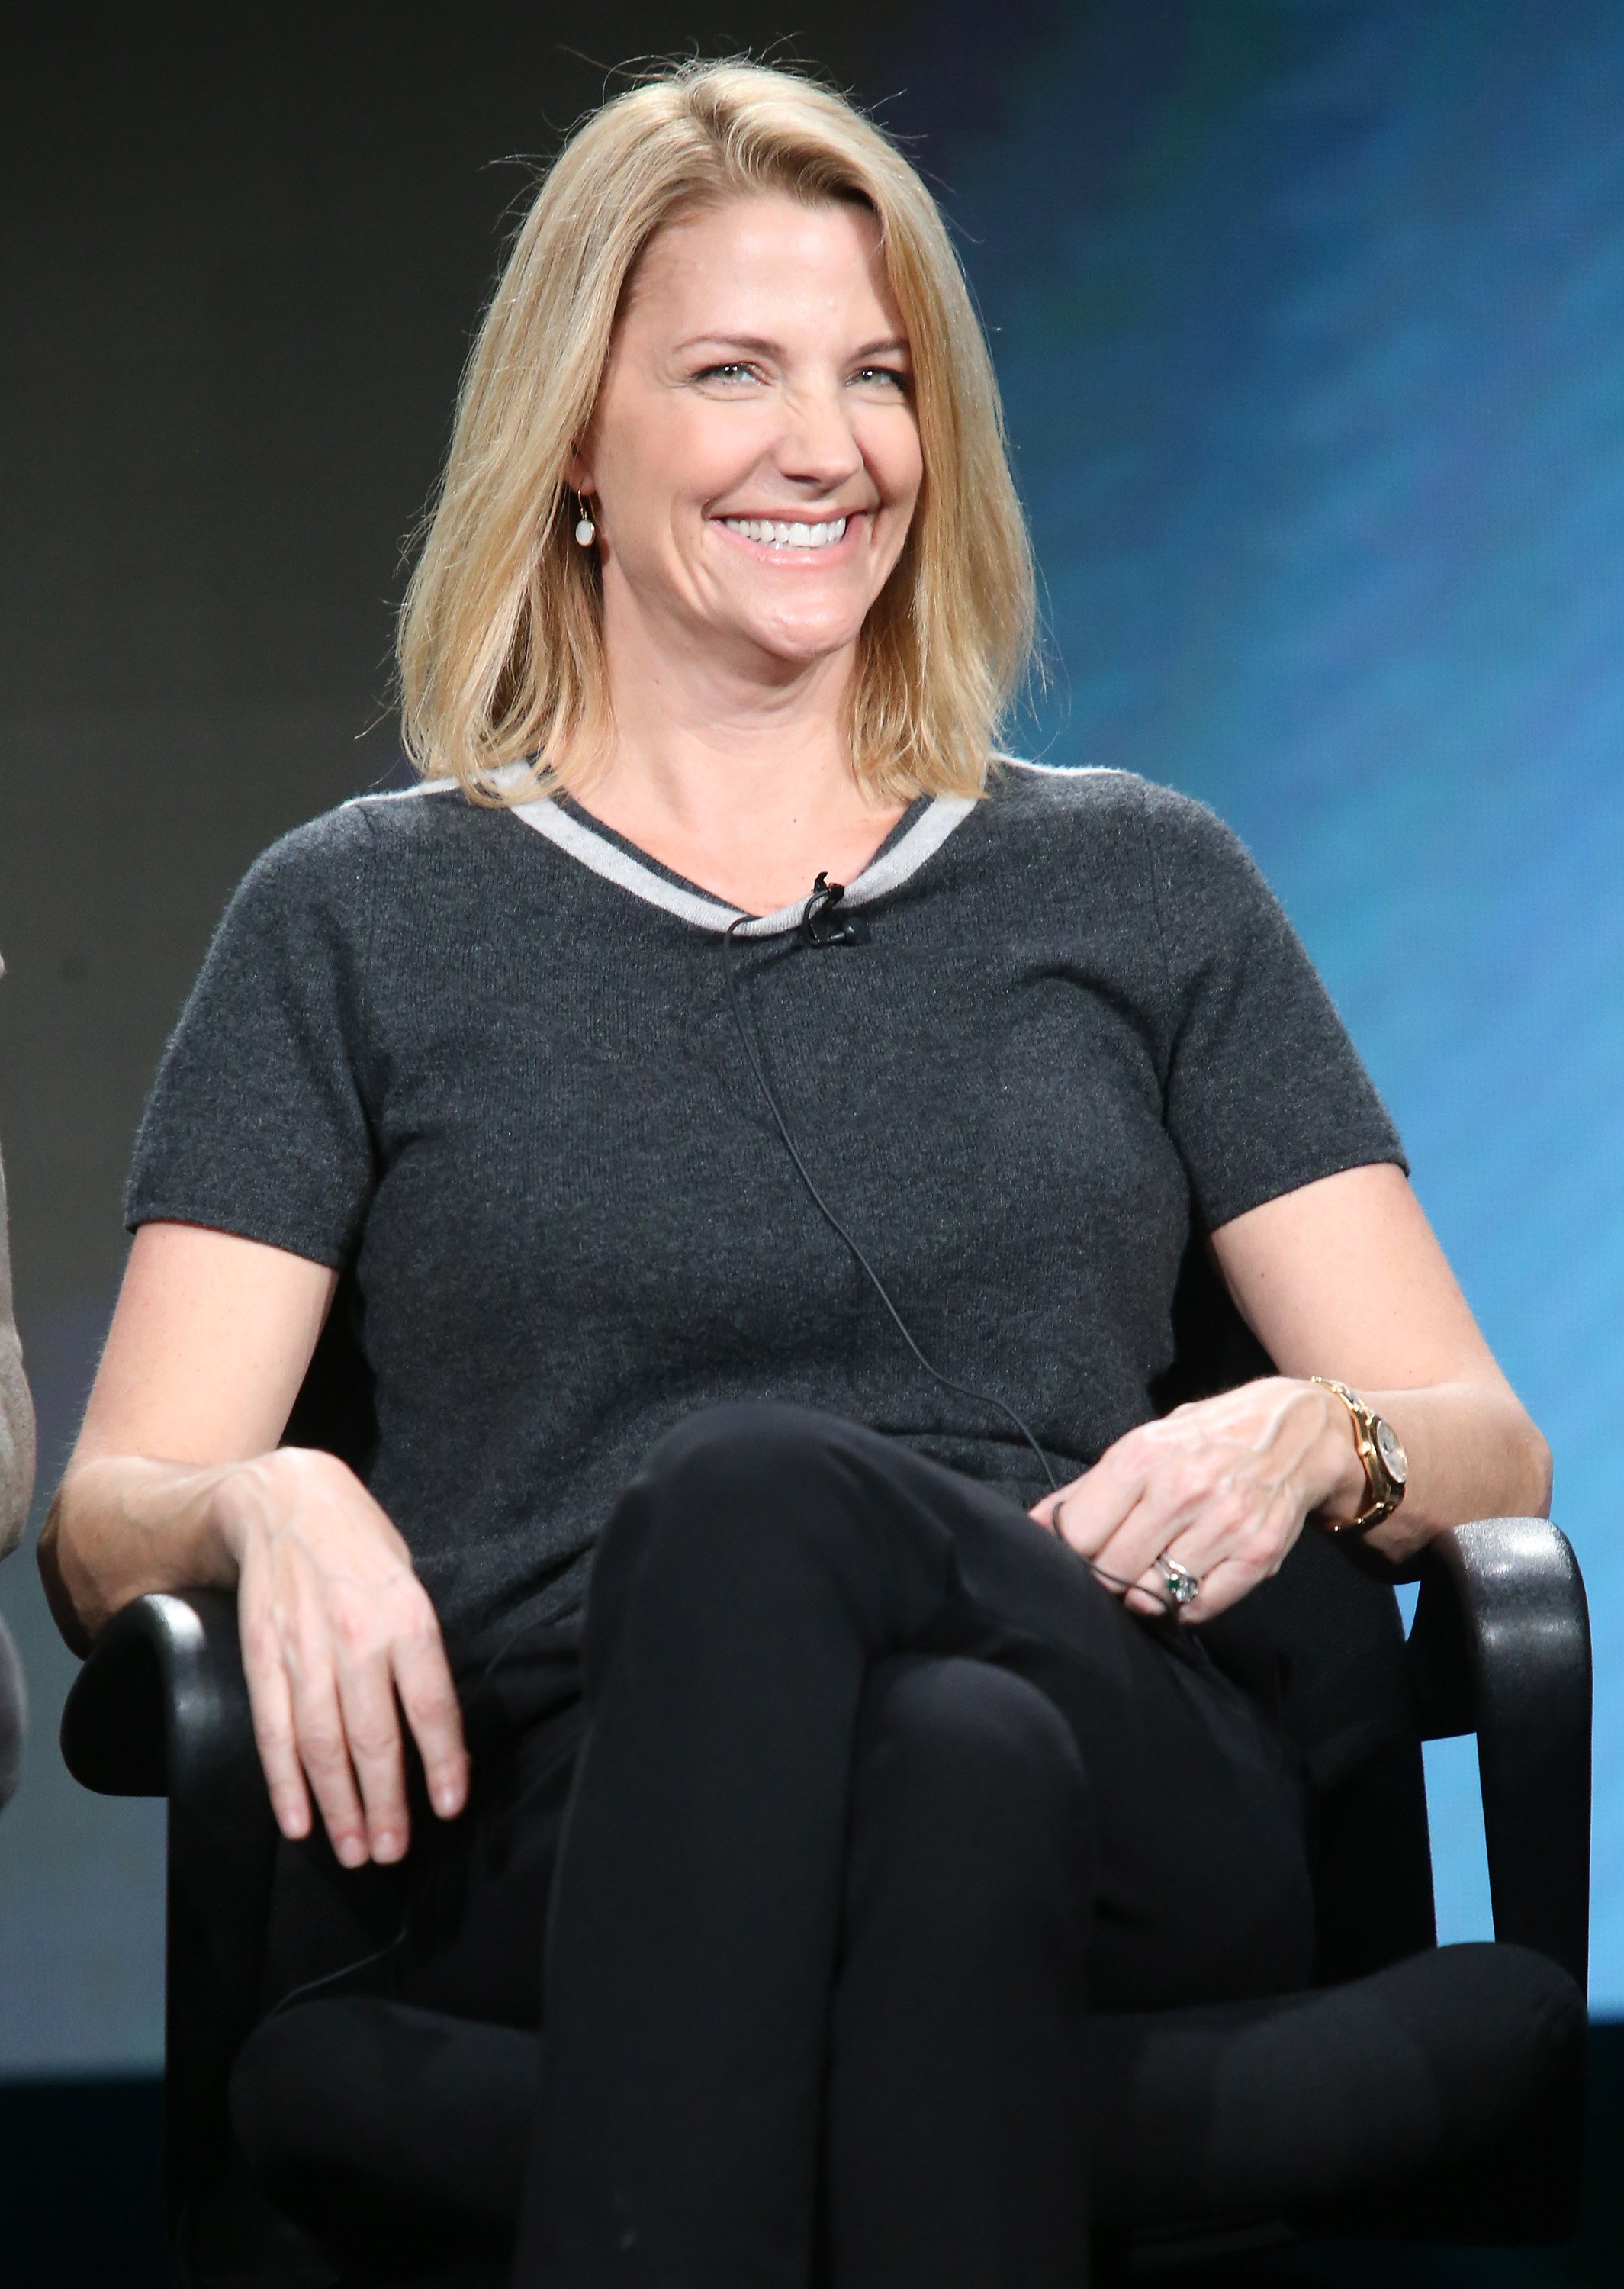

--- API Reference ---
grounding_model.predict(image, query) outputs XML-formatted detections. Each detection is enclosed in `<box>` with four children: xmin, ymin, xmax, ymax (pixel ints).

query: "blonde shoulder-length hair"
<box><xmin>397</xmin><ymin>60</ymin><xmax>1035</xmax><ymax>805</ymax></box>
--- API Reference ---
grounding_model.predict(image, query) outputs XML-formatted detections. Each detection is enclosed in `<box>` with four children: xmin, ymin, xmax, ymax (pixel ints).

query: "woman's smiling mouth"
<box><xmin>717</xmin><ymin>513</ymin><xmax>853</xmax><ymax>550</ymax></box>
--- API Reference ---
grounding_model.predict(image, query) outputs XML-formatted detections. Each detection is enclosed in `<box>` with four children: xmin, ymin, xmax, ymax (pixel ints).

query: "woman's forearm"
<box><xmin>1208</xmin><ymin>1167</ymin><xmax>1552</xmax><ymax>1565</ymax></box>
<box><xmin>37</xmin><ymin>1224</ymin><xmax>341</xmax><ymax>1650</ymax></box>
<box><xmin>37</xmin><ymin>1454</ymin><xmax>245</xmax><ymax>1656</ymax></box>
<box><xmin>1328</xmin><ymin>1378</ymin><xmax>1552</xmax><ymax>1562</ymax></box>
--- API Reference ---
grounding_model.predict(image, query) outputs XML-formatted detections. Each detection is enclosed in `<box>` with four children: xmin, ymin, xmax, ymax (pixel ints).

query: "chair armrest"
<box><xmin>1407</xmin><ymin>1519</ymin><xmax>1591</xmax><ymax>1989</ymax></box>
<box><xmin>60</xmin><ymin>1590</ymin><xmax>279</xmax><ymax>2247</ymax></box>
<box><xmin>61</xmin><ymin>1587</ymin><xmax>258</xmax><ymax>1798</ymax></box>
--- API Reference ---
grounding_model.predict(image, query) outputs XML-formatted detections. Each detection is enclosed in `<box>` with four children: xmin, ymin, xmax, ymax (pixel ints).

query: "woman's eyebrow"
<box><xmin>674</xmin><ymin>333</ymin><xmax>783</xmax><ymax>358</ymax></box>
<box><xmin>672</xmin><ymin>333</ymin><xmax>912</xmax><ymax>361</ymax></box>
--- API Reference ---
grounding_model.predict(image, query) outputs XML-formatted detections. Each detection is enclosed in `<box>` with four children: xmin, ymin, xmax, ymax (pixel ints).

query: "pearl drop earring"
<box><xmin>574</xmin><ymin>504</ymin><xmax>597</xmax><ymax>546</ymax></box>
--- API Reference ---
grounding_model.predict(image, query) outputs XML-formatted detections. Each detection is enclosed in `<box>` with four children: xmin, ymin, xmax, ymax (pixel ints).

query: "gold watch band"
<box><xmin>1310</xmin><ymin>1376</ymin><xmax>1405</xmax><ymax>1534</ymax></box>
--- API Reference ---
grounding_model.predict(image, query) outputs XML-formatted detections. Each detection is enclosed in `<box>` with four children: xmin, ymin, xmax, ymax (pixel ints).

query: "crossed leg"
<box><xmin>519</xmin><ymin>1402</ymin><xmax>1312</xmax><ymax>2288</ymax></box>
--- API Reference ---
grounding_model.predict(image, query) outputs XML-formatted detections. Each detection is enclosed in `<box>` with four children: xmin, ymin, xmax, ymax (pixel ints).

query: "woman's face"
<box><xmin>571</xmin><ymin>192</ymin><xmax>924</xmax><ymax>677</ymax></box>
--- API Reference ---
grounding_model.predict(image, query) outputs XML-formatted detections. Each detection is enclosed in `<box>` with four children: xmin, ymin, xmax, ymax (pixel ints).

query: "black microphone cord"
<box><xmin>727</xmin><ymin>884</ymin><xmax>1157</xmax><ymax>1602</ymax></box>
<box><xmin>722</xmin><ymin>893</ymin><xmax>1156</xmax><ymax>1606</ymax></box>
<box><xmin>724</xmin><ymin>907</ymin><xmax>1063</xmax><ymax>1489</ymax></box>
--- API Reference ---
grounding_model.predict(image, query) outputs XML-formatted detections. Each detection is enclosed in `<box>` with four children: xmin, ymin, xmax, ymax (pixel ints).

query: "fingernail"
<box><xmin>336</xmin><ymin>1835</ymin><xmax>367</xmax><ymax>1869</ymax></box>
<box><xmin>433</xmin><ymin>1782</ymin><xmax>463</xmax><ymax>1817</ymax></box>
<box><xmin>373</xmin><ymin>1830</ymin><xmax>404</xmax><ymax>1862</ymax></box>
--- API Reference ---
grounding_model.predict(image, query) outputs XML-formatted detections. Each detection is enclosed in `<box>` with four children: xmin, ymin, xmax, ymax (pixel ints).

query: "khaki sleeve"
<box><xmin>0</xmin><ymin>1144</ymin><xmax>37</xmax><ymax>1557</ymax></box>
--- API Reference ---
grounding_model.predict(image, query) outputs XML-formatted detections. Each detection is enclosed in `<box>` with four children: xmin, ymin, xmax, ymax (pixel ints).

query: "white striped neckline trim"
<box><xmin>506</xmin><ymin>790</ymin><xmax>977</xmax><ymax>937</ymax></box>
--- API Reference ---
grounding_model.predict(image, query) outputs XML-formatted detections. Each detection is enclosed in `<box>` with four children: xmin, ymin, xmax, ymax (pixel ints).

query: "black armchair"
<box><xmin>61</xmin><ymin>1516</ymin><xmax>1591</xmax><ymax>2287</ymax></box>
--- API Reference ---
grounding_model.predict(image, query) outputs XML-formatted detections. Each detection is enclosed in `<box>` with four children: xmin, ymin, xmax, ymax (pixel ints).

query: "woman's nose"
<box><xmin>773</xmin><ymin>384</ymin><xmax>863</xmax><ymax>488</ymax></box>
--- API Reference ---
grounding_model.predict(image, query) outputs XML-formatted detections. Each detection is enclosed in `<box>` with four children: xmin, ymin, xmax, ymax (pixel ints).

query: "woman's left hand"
<box><xmin>1028</xmin><ymin>1376</ymin><xmax>1363</xmax><ymax>1623</ymax></box>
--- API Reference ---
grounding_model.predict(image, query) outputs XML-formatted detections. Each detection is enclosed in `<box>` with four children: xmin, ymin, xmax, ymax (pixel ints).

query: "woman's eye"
<box><xmin>852</xmin><ymin>366</ymin><xmax>910</xmax><ymax>393</ymax></box>
<box><xmin>696</xmin><ymin>362</ymin><xmax>757</xmax><ymax>385</ymax></box>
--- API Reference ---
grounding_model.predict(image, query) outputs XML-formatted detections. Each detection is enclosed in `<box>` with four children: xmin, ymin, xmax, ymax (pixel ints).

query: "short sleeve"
<box><xmin>1140</xmin><ymin>782</ymin><xmax>1406</xmax><ymax>1230</ymax></box>
<box><xmin>124</xmin><ymin>805</ymin><xmax>378</xmax><ymax>1267</ymax></box>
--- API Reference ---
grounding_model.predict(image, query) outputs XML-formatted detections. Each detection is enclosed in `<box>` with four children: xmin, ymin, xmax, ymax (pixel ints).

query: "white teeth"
<box><xmin>721</xmin><ymin>515</ymin><xmax>848</xmax><ymax>549</ymax></box>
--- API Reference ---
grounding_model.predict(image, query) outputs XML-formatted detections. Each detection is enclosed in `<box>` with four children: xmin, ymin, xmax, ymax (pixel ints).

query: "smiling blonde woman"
<box><xmin>43</xmin><ymin>58</ymin><xmax>1548</xmax><ymax>2289</ymax></box>
<box><xmin>398</xmin><ymin>63</ymin><xmax>1031</xmax><ymax>804</ymax></box>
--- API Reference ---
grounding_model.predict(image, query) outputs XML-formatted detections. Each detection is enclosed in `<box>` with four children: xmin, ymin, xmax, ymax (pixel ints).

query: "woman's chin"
<box><xmin>716</xmin><ymin>599</ymin><xmax>872</xmax><ymax>674</ymax></box>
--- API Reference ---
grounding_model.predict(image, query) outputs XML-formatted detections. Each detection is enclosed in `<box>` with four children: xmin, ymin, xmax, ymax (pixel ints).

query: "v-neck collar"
<box><xmin>506</xmin><ymin>785</ymin><xmax>977</xmax><ymax>938</ymax></box>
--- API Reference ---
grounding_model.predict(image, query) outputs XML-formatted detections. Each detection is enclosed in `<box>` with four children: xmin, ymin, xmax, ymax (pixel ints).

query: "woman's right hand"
<box><xmin>39</xmin><ymin>1225</ymin><xmax>470</xmax><ymax>1867</ymax></box>
<box><xmin>217</xmin><ymin>1446</ymin><xmax>468</xmax><ymax>1866</ymax></box>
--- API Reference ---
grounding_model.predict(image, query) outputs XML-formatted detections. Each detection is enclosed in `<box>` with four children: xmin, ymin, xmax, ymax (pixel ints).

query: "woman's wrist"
<box><xmin>206</xmin><ymin>1457</ymin><xmax>265</xmax><ymax>1576</ymax></box>
<box><xmin>1301</xmin><ymin>1378</ymin><xmax>1371</xmax><ymax>1528</ymax></box>
<box><xmin>37</xmin><ymin>1451</ymin><xmax>246</xmax><ymax>1650</ymax></box>
<box><xmin>210</xmin><ymin>1447</ymin><xmax>338</xmax><ymax>1570</ymax></box>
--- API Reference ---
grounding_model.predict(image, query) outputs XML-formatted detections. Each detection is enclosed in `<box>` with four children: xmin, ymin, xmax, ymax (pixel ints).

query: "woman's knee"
<box><xmin>585</xmin><ymin>1403</ymin><xmax>930</xmax><ymax>1676</ymax></box>
<box><xmin>849</xmin><ymin>1658</ymin><xmax>1095</xmax><ymax>1924</ymax></box>
<box><xmin>637</xmin><ymin>1401</ymin><xmax>874</xmax><ymax>1512</ymax></box>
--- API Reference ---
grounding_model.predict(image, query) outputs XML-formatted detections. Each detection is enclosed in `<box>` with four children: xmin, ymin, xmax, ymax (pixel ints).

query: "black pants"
<box><xmin>248</xmin><ymin>1404</ymin><xmax>1314</xmax><ymax>2289</ymax></box>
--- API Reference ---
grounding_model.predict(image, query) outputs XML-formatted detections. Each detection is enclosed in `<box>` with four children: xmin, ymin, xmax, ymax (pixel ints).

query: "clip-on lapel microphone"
<box><xmin>799</xmin><ymin>871</ymin><xmax>869</xmax><ymax>947</ymax></box>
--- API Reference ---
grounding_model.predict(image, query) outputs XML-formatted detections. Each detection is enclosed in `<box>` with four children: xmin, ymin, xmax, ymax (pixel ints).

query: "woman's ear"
<box><xmin>564</xmin><ymin>440</ymin><xmax>595</xmax><ymax>495</ymax></box>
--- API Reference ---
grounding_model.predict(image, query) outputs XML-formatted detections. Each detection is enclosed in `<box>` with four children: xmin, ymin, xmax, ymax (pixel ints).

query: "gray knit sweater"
<box><xmin>127</xmin><ymin>763</ymin><xmax>1402</xmax><ymax>1665</ymax></box>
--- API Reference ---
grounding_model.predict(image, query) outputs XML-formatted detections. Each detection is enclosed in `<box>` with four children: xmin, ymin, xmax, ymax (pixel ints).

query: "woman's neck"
<box><xmin>571</xmin><ymin>602</ymin><xmax>908</xmax><ymax>915</ymax></box>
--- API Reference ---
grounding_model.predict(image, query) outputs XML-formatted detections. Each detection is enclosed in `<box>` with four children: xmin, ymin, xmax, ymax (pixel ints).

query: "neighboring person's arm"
<box><xmin>1033</xmin><ymin>1162</ymin><xmax>1552</xmax><ymax>1619</ymax></box>
<box><xmin>0</xmin><ymin>1141</ymin><xmax>36</xmax><ymax>1557</ymax></box>
<box><xmin>38</xmin><ymin>1220</ymin><xmax>468</xmax><ymax>1869</ymax></box>
<box><xmin>0</xmin><ymin>1137</ymin><xmax>34</xmax><ymax>1808</ymax></box>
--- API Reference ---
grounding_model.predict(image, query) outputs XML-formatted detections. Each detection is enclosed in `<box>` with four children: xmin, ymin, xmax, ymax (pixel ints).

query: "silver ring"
<box><xmin>1157</xmin><ymin>1552</ymin><xmax>1202</xmax><ymax>1608</ymax></box>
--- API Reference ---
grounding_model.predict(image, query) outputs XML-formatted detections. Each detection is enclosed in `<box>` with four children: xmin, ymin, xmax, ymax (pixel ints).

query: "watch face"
<box><xmin>1375</xmin><ymin>1417</ymin><xmax>1409</xmax><ymax>1485</ymax></box>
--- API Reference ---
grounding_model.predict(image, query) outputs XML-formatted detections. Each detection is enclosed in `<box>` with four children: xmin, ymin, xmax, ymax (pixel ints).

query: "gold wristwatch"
<box><xmin>1310</xmin><ymin>1376</ymin><xmax>1409</xmax><ymax>1534</ymax></box>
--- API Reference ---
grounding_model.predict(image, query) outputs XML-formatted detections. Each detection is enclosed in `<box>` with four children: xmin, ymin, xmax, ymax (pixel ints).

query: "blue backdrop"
<box><xmin>937</xmin><ymin>0</ymin><xmax>1624</xmax><ymax>1995</ymax></box>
